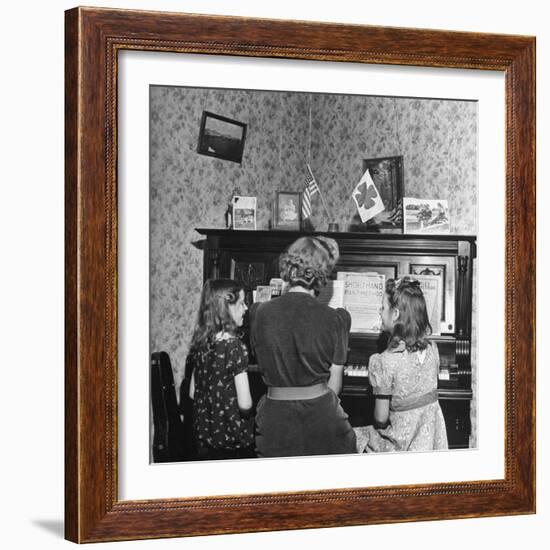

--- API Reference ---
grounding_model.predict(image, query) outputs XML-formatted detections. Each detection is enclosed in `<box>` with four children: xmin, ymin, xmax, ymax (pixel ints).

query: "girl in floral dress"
<box><xmin>355</xmin><ymin>277</ymin><xmax>448</xmax><ymax>453</ymax></box>
<box><xmin>185</xmin><ymin>279</ymin><xmax>254</xmax><ymax>460</ymax></box>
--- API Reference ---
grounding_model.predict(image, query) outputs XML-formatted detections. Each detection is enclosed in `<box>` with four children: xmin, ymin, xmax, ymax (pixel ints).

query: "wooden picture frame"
<box><xmin>65</xmin><ymin>7</ymin><xmax>535</xmax><ymax>543</ymax></box>
<box><xmin>274</xmin><ymin>190</ymin><xmax>302</xmax><ymax>230</ymax></box>
<box><xmin>197</xmin><ymin>110</ymin><xmax>247</xmax><ymax>163</ymax></box>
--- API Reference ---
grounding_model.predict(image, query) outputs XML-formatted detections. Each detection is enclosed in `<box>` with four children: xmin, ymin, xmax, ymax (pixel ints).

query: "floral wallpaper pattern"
<box><xmin>307</xmin><ymin>95</ymin><xmax>477</xmax><ymax>233</ymax></box>
<box><xmin>150</xmin><ymin>85</ymin><xmax>478</xmax><ymax>445</ymax></box>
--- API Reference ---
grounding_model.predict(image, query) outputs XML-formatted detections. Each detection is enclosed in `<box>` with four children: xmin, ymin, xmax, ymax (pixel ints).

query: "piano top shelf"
<box><xmin>196</xmin><ymin>228</ymin><xmax>477</xmax><ymax>258</ymax></box>
<box><xmin>196</xmin><ymin>227</ymin><xmax>477</xmax><ymax>243</ymax></box>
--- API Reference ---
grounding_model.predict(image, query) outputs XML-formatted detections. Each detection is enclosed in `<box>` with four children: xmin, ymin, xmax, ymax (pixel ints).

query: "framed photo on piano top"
<box><xmin>65</xmin><ymin>7</ymin><xmax>535</xmax><ymax>543</ymax></box>
<box><xmin>274</xmin><ymin>190</ymin><xmax>302</xmax><ymax>230</ymax></box>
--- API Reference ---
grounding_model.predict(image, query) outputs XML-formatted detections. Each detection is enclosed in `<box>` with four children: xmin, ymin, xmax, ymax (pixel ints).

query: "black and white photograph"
<box><xmin>5</xmin><ymin>1</ymin><xmax>542</xmax><ymax>548</ymax></box>
<box><xmin>274</xmin><ymin>190</ymin><xmax>302</xmax><ymax>229</ymax></box>
<box><xmin>403</xmin><ymin>197</ymin><xmax>451</xmax><ymax>234</ymax></box>
<box><xmin>232</xmin><ymin>195</ymin><xmax>257</xmax><ymax>230</ymax></box>
<box><xmin>1</xmin><ymin>0</ymin><xmax>544</xmax><ymax>546</ymax></box>
<box><xmin>150</xmin><ymin>84</ymin><xmax>478</xmax><ymax>463</ymax></box>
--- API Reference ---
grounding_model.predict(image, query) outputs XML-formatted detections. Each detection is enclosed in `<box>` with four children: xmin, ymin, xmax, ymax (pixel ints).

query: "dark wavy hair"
<box><xmin>190</xmin><ymin>279</ymin><xmax>244</xmax><ymax>349</ymax></box>
<box><xmin>385</xmin><ymin>276</ymin><xmax>432</xmax><ymax>352</ymax></box>
<box><xmin>278</xmin><ymin>236</ymin><xmax>339</xmax><ymax>295</ymax></box>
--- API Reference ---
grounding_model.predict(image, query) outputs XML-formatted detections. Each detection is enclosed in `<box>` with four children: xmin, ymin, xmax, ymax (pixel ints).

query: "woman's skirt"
<box><xmin>255</xmin><ymin>390</ymin><xmax>357</xmax><ymax>458</ymax></box>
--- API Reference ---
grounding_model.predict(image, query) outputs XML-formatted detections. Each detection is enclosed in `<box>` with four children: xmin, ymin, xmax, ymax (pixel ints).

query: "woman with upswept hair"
<box><xmin>249</xmin><ymin>236</ymin><xmax>356</xmax><ymax>458</ymax></box>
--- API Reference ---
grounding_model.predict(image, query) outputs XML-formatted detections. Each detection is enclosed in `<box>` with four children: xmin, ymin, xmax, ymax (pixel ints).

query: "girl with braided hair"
<box><xmin>249</xmin><ymin>236</ymin><xmax>356</xmax><ymax>457</ymax></box>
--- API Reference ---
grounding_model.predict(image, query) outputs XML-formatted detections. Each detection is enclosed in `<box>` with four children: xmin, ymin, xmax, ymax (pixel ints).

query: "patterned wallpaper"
<box><xmin>150</xmin><ymin>85</ymin><xmax>478</xmax><ymax>444</ymax></box>
<box><xmin>150</xmin><ymin>86</ymin><xmax>310</xmax><ymax>383</ymax></box>
<box><xmin>307</xmin><ymin>94</ymin><xmax>477</xmax><ymax>233</ymax></box>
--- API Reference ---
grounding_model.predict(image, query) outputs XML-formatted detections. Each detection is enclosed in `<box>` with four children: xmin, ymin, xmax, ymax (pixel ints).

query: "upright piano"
<box><xmin>196</xmin><ymin>228</ymin><xmax>476</xmax><ymax>449</ymax></box>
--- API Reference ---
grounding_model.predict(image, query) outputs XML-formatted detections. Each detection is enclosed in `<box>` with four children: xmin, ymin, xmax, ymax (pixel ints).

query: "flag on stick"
<box><xmin>302</xmin><ymin>170</ymin><xmax>320</xmax><ymax>220</ymax></box>
<box><xmin>302</xmin><ymin>164</ymin><xmax>332</xmax><ymax>222</ymax></box>
<box><xmin>352</xmin><ymin>168</ymin><xmax>385</xmax><ymax>223</ymax></box>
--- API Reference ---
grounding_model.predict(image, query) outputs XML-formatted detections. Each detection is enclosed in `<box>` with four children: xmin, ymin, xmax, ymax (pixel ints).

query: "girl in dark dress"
<box><xmin>249</xmin><ymin>236</ymin><xmax>356</xmax><ymax>457</ymax></box>
<box><xmin>185</xmin><ymin>279</ymin><xmax>254</xmax><ymax>460</ymax></box>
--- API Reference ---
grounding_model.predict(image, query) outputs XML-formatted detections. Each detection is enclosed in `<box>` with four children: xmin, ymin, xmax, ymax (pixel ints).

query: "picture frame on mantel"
<box><xmin>274</xmin><ymin>190</ymin><xmax>302</xmax><ymax>230</ymax></box>
<box><xmin>357</xmin><ymin>155</ymin><xmax>404</xmax><ymax>232</ymax></box>
<box><xmin>65</xmin><ymin>7</ymin><xmax>535</xmax><ymax>543</ymax></box>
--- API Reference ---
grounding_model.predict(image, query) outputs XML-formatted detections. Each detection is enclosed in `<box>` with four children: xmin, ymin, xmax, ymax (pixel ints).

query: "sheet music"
<box><xmin>337</xmin><ymin>272</ymin><xmax>385</xmax><ymax>332</ymax></box>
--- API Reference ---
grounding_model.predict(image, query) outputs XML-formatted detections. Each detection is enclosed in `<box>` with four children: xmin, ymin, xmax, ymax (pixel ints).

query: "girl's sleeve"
<box><xmin>332</xmin><ymin>308</ymin><xmax>352</xmax><ymax>364</ymax></box>
<box><xmin>227</xmin><ymin>340</ymin><xmax>249</xmax><ymax>377</ymax></box>
<box><xmin>368</xmin><ymin>354</ymin><xmax>393</xmax><ymax>396</ymax></box>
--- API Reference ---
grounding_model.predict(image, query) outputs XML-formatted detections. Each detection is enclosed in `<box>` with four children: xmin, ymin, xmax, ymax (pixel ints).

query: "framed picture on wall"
<box><xmin>65</xmin><ymin>7</ymin><xmax>535</xmax><ymax>543</ymax></box>
<box><xmin>197</xmin><ymin>110</ymin><xmax>247</xmax><ymax>163</ymax></box>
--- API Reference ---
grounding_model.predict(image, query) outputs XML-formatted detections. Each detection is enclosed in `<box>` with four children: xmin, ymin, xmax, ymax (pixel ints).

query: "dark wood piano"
<box><xmin>196</xmin><ymin>228</ymin><xmax>476</xmax><ymax>449</ymax></box>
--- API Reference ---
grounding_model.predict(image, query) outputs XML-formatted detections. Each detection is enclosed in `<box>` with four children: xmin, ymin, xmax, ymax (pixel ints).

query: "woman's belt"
<box><xmin>267</xmin><ymin>382</ymin><xmax>329</xmax><ymax>400</ymax></box>
<box><xmin>390</xmin><ymin>390</ymin><xmax>438</xmax><ymax>412</ymax></box>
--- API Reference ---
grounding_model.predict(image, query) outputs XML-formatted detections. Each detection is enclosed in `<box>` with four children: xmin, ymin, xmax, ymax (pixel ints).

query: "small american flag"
<box><xmin>302</xmin><ymin>173</ymin><xmax>320</xmax><ymax>219</ymax></box>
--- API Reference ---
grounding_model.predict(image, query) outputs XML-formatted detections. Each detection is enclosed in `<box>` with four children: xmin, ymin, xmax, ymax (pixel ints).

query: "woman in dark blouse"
<box><xmin>249</xmin><ymin>236</ymin><xmax>356</xmax><ymax>457</ymax></box>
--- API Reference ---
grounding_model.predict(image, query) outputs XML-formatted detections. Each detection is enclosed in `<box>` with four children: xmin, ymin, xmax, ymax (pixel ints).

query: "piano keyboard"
<box><xmin>345</xmin><ymin>364</ymin><xmax>468</xmax><ymax>381</ymax></box>
<box><xmin>344</xmin><ymin>365</ymin><xmax>369</xmax><ymax>377</ymax></box>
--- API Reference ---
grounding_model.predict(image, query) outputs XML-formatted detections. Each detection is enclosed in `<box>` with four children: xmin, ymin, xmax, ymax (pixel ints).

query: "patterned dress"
<box><xmin>355</xmin><ymin>341</ymin><xmax>448</xmax><ymax>453</ymax></box>
<box><xmin>187</xmin><ymin>335</ymin><xmax>254</xmax><ymax>452</ymax></box>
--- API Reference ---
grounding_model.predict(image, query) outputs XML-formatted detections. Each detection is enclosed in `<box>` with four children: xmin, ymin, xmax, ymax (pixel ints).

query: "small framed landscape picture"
<box><xmin>197</xmin><ymin>111</ymin><xmax>247</xmax><ymax>163</ymax></box>
<box><xmin>403</xmin><ymin>197</ymin><xmax>451</xmax><ymax>234</ymax></box>
<box><xmin>232</xmin><ymin>196</ymin><xmax>257</xmax><ymax>230</ymax></box>
<box><xmin>274</xmin><ymin>191</ymin><xmax>302</xmax><ymax>230</ymax></box>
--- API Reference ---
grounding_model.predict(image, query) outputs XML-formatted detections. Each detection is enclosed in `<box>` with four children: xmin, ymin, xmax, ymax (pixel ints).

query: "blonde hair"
<box><xmin>278</xmin><ymin>236</ymin><xmax>339</xmax><ymax>294</ymax></box>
